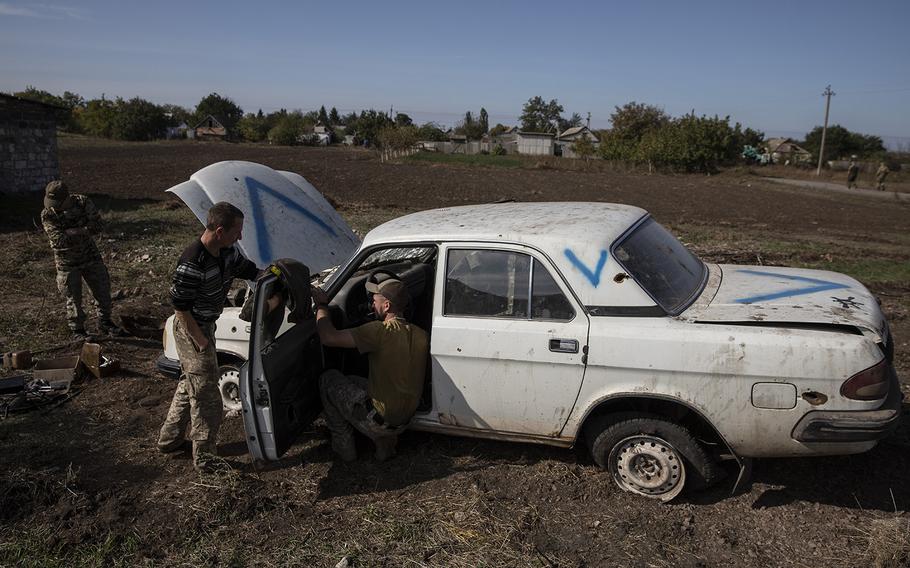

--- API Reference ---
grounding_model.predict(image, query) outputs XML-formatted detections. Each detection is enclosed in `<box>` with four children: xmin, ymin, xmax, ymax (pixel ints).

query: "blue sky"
<box><xmin>2</xmin><ymin>0</ymin><xmax>908</xmax><ymax>145</ymax></box>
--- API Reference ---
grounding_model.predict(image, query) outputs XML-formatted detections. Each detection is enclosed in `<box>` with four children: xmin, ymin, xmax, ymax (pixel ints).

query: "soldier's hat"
<box><xmin>44</xmin><ymin>180</ymin><xmax>70</xmax><ymax>209</ymax></box>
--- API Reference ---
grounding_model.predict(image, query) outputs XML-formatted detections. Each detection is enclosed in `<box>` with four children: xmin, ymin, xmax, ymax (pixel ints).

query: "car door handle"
<box><xmin>549</xmin><ymin>339</ymin><xmax>579</xmax><ymax>353</ymax></box>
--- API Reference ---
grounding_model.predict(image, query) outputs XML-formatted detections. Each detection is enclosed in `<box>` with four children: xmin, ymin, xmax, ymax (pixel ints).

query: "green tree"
<box><xmin>318</xmin><ymin>105</ymin><xmax>330</xmax><ymax>125</ymax></box>
<box><xmin>456</xmin><ymin>110</ymin><xmax>486</xmax><ymax>140</ymax></box>
<box><xmin>329</xmin><ymin>106</ymin><xmax>340</xmax><ymax>125</ymax></box>
<box><xmin>609</xmin><ymin>102</ymin><xmax>669</xmax><ymax>143</ymax></box>
<box><xmin>519</xmin><ymin>96</ymin><xmax>563</xmax><ymax>132</ymax></box>
<box><xmin>160</xmin><ymin>103</ymin><xmax>193</xmax><ymax>126</ymax></box>
<box><xmin>489</xmin><ymin>123</ymin><xmax>509</xmax><ymax>136</ymax></box>
<box><xmin>479</xmin><ymin>107</ymin><xmax>489</xmax><ymax>133</ymax></box>
<box><xmin>416</xmin><ymin>122</ymin><xmax>447</xmax><ymax>141</ymax></box>
<box><xmin>571</xmin><ymin>135</ymin><xmax>596</xmax><ymax>165</ymax></box>
<box><xmin>110</xmin><ymin>97</ymin><xmax>168</xmax><ymax>141</ymax></box>
<box><xmin>194</xmin><ymin>92</ymin><xmax>243</xmax><ymax>133</ymax></box>
<box><xmin>77</xmin><ymin>97</ymin><xmax>117</xmax><ymax>138</ymax></box>
<box><xmin>802</xmin><ymin>125</ymin><xmax>885</xmax><ymax>161</ymax></box>
<box><xmin>268</xmin><ymin>111</ymin><xmax>311</xmax><ymax>145</ymax></box>
<box><xmin>238</xmin><ymin>111</ymin><xmax>270</xmax><ymax>142</ymax></box>
<box><xmin>558</xmin><ymin>112</ymin><xmax>583</xmax><ymax>132</ymax></box>
<box><xmin>395</xmin><ymin>112</ymin><xmax>413</xmax><ymax>127</ymax></box>
<box><xmin>347</xmin><ymin>109</ymin><xmax>393</xmax><ymax>146</ymax></box>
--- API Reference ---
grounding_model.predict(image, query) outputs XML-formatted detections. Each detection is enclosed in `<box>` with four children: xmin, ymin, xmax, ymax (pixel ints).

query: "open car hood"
<box><xmin>682</xmin><ymin>264</ymin><xmax>888</xmax><ymax>342</ymax></box>
<box><xmin>166</xmin><ymin>161</ymin><xmax>360</xmax><ymax>272</ymax></box>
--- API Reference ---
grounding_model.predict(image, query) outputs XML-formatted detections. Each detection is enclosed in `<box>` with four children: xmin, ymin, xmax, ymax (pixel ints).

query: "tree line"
<box><xmin>8</xmin><ymin>86</ymin><xmax>888</xmax><ymax>172</ymax></box>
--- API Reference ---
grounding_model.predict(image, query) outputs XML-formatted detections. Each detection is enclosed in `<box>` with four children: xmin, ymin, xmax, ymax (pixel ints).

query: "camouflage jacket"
<box><xmin>41</xmin><ymin>194</ymin><xmax>104</xmax><ymax>267</ymax></box>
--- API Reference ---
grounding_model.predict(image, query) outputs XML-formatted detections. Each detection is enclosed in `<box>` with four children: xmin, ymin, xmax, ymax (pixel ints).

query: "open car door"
<box><xmin>240</xmin><ymin>272</ymin><xmax>323</xmax><ymax>461</ymax></box>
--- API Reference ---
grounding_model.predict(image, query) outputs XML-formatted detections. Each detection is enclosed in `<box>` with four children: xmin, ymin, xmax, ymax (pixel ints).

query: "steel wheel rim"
<box><xmin>219</xmin><ymin>367</ymin><xmax>242</xmax><ymax>411</ymax></box>
<box><xmin>608</xmin><ymin>435</ymin><xmax>686</xmax><ymax>501</ymax></box>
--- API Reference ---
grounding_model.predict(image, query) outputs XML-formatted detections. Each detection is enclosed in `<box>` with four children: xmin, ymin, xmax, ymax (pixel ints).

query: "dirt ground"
<box><xmin>1</xmin><ymin>137</ymin><xmax>909</xmax><ymax>567</ymax></box>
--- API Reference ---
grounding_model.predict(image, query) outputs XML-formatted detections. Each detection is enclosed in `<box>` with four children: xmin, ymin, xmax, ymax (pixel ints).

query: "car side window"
<box><xmin>445</xmin><ymin>249</ymin><xmax>574</xmax><ymax>321</ymax></box>
<box><xmin>445</xmin><ymin>249</ymin><xmax>530</xmax><ymax>317</ymax></box>
<box><xmin>531</xmin><ymin>263</ymin><xmax>575</xmax><ymax>320</ymax></box>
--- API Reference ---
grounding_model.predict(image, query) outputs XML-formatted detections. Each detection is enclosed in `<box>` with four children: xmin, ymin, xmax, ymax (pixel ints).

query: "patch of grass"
<box><xmin>406</xmin><ymin>152</ymin><xmax>524</xmax><ymax>169</ymax></box>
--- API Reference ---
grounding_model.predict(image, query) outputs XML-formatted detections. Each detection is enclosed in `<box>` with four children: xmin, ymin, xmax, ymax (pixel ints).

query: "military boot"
<box><xmin>99</xmin><ymin>320</ymin><xmax>126</xmax><ymax>337</ymax></box>
<box><xmin>331</xmin><ymin>433</ymin><xmax>357</xmax><ymax>462</ymax></box>
<box><xmin>374</xmin><ymin>435</ymin><xmax>397</xmax><ymax>462</ymax></box>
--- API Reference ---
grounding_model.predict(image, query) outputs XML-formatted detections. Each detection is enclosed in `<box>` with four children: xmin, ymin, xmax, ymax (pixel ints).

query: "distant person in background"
<box><xmin>846</xmin><ymin>159</ymin><xmax>860</xmax><ymax>189</ymax></box>
<box><xmin>40</xmin><ymin>180</ymin><xmax>123</xmax><ymax>340</ymax></box>
<box><xmin>875</xmin><ymin>162</ymin><xmax>890</xmax><ymax>191</ymax></box>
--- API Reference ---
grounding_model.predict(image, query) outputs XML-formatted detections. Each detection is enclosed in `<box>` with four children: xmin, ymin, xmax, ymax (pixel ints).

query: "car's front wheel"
<box><xmin>218</xmin><ymin>364</ymin><xmax>242</xmax><ymax>412</ymax></box>
<box><xmin>588</xmin><ymin>415</ymin><xmax>714</xmax><ymax>502</ymax></box>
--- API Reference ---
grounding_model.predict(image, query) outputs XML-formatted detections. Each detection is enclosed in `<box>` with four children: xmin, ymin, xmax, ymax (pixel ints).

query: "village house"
<box><xmin>765</xmin><ymin>137</ymin><xmax>812</xmax><ymax>164</ymax></box>
<box><xmin>192</xmin><ymin>115</ymin><xmax>227</xmax><ymax>140</ymax></box>
<box><xmin>556</xmin><ymin>126</ymin><xmax>600</xmax><ymax>158</ymax></box>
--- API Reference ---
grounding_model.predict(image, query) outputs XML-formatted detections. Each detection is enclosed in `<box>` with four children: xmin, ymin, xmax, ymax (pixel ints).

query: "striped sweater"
<box><xmin>170</xmin><ymin>239</ymin><xmax>258</xmax><ymax>323</ymax></box>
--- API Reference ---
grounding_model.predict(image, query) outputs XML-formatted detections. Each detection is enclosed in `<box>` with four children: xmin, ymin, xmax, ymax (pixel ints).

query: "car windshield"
<box><xmin>613</xmin><ymin>218</ymin><xmax>706</xmax><ymax>314</ymax></box>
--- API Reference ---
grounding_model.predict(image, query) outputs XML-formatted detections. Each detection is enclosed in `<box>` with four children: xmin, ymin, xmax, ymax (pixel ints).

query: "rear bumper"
<box><xmin>156</xmin><ymin>354</ymin><xmax>181</xmax><ymax>380</ymax></box>
<box><xmin>792</xmin><ymin>367</ymin><xmax>903</xmax><ymax>443</ymax></box>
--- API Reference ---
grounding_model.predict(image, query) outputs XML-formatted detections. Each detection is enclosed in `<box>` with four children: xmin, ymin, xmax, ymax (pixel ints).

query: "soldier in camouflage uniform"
<box><xmin>40</xmin><ymin>180</ymin><xmax>122</xmax><ymax>340</ymax></box>
<box><xmin>875</xmin><ymin>162</ymin><xmax>890</xmax><ymax>191</ymax></box>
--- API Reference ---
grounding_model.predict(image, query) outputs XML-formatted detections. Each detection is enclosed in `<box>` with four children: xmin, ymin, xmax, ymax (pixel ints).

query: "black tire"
<box><xmin>588</xmin><ymin>414</ymin><xmax>718</xmax><ymax>501</ymax></box>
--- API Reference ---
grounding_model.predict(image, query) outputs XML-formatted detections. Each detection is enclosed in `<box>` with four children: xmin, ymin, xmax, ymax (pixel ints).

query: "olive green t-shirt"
<box><xmin>350</xmin><ymin>318</ymin><xmax>429</xmax><ymax>426</ymax></box>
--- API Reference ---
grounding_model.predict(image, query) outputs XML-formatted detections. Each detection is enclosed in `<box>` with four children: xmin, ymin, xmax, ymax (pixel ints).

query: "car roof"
<box><xmin>363</xmin><ymin>202</ymin><xmax>648</xmax><ymax>247</ymax></box>
<box><xmin>362</xmin><ymin>202</ymin><xmax>658</xmax><ymax>310</ymax></box>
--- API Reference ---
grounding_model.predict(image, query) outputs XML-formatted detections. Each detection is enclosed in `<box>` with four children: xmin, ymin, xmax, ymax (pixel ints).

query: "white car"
<box><xmin>166</xmin><ymin>163</ymin><xmax>902</xmax><ymax>501</ymax></box>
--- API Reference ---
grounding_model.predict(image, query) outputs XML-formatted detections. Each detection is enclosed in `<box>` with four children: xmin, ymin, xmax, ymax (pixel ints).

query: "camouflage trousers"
<box><xmin>319</xmin><ymin>369</ymin><xmax>403</xmax><ymax>460</ymax></box>
<box><xmin>158</xmin><ymin>318</ymin><xmax>222</xmax><ymax>468</ymax></box>
<box><xmin>55</xmin><ymin>259</ymin><xmax>113</xmax><ymax>332</ymax></box>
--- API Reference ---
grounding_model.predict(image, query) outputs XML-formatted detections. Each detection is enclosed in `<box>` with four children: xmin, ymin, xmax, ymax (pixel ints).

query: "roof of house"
<box><xmin>0</xmin><ymin>93</ymin><xmax>67</xmax><ymax>111</ymax></box>
<box><xmin>517</xmin><ymin>131</ymin><xmax>556</xmax><ymax>138</ymax></box>
<box><xmin>193</xmin><ymin>115</ymin><xmax>226</xmax><ymax>130</ymax></box>
<box><xmin>557</xmin><ymin>126</ymin><xmax>600</xmax><ymax>142</ymax></box>
<box><xmin>767</xmin><ymin>138</ymin><xmax>810</xmax><ymax>155</ymax></box>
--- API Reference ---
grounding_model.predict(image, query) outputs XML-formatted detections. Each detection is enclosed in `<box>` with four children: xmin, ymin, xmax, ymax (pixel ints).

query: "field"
<box><xmin>1</xmin><ymin>136</ymin><xmax>909</xmax><ymax>567</ymax></box>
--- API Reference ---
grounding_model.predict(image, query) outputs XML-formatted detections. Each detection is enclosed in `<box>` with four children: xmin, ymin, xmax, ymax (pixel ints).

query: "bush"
<box><xmin>491</xmin><ymin>144</ymin><xmax>506</xmax><ymax>156</ymax></box>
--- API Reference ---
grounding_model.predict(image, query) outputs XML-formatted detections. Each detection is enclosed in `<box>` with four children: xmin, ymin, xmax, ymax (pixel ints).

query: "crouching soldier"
<box><xmin>40</xmin><ymin>180</ymin><xmax>123</xmax><ymax>340</ymax></box>
<box><xmin>311</xmin><ymin>277</ymin><xmax>428</xmax><ymax>462</ymax></box>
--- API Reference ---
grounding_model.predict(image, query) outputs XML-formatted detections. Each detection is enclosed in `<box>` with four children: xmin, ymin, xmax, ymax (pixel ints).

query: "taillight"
<box><xmin>840</xmin><ymin>359</ymin><xmax>889</xmax><ymax>400</ymax></box>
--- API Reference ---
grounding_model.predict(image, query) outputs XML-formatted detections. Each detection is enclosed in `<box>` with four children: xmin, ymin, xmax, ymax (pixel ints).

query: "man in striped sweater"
<box><xmin>157</xmin><ymin>202</ymin><xmax>260</xmax><ymax>471</ymax></box>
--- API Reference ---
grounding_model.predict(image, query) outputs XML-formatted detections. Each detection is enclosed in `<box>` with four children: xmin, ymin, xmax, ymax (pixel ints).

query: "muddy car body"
<box><xmin>243</xmin><ymin>200</ymin><xmax>900</xmax><ymax>500</ymax></box>
<box><xmin>161</xmin><ymin>162</ymin><xmax>900</xmax><ymax>500</ymax></box>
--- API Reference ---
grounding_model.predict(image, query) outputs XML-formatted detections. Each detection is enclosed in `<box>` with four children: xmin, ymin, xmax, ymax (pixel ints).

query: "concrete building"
<box><xmin>516</xmin><ymin>131</ymin><xmax>555</xmax><ymax>156</ymax></box>
<box><xmin>0</xmin><ymin>94</ymin><xmax>61</xmax><ymax>193</ymax></box>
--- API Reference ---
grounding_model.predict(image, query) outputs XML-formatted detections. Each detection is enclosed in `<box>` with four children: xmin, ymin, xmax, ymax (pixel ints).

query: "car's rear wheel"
<box><xmin>218</xmin><ymin>364</ymin><xmax>242</xmax><ymax>412</ymax></box>
<box><xmin>588</xmin><ymin>415</ymin><xmax>713</xmax><ymax>502</ymax></box>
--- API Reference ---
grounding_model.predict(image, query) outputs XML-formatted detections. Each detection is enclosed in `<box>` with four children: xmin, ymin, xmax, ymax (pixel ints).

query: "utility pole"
<box><xmin>816</xmin><ymin>85</ymin><xmax>835</xmax><ymax>176</ymax></box>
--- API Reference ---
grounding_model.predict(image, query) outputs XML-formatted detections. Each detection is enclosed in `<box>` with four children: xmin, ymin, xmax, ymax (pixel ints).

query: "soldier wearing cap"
<box><xmin>40</xmin><ymin>180</ymin><xmax>122</xmax><ymax>340</ymax></box>
<box><xmin>311</xmin><ymin>276</ymin><xmax>429</xmax><ymax>462</ymax></box>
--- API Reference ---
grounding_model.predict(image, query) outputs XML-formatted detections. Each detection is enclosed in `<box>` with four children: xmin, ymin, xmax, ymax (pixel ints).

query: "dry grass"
<box><xmin>853</xmin><ymin>514</ymin><xmax>910</xmax><ymax>568</ymax></box>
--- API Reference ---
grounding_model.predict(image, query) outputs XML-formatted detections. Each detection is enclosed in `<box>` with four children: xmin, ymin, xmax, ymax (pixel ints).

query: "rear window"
<box><xmin>613</xmin><ymin>218</ymin><xmax>706</xmax><ymax>314</ymax></box>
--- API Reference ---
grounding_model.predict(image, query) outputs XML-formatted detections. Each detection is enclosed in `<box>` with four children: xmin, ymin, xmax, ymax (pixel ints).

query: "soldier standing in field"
<box><xmin>846</xmin><ymin>158</ymin><xmax>859</xmax><ymax>189</ymax></box>
<box><xmin>41</xmin><ymin>180</ymin><xmax>123</xmax><ymax>340</ymax></box>
<box><xmin>157</xmin><ymin>202</ymin><xmax>260</xmax><ymax>472</ymax></box>
<box><xmin>875</xmin><ymin>162</ymin><xmax>890</xmax><ymax>191</ymax></box>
